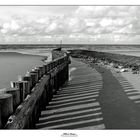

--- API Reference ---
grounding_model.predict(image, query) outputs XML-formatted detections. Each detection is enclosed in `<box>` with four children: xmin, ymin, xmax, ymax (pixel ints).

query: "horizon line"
<box><xmin>0</xmin><ymin>43</ymin><xmax>140</xmax><ymax>46</ymax></box>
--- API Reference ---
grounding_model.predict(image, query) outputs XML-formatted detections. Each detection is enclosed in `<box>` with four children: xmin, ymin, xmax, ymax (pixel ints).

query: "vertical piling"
<box><xmin>0</xmin><ymin>94</ymin><xmax>13</xmax><ymax>127</ymax></box>
<box><xmin>10</xmin><ymin>81</ymin><xmax>26</xmax><ymax>103</ymax></box>
<box><xmin>23</xmin><ymin>75</ymin><xmax>32</xmax><ymax>93</ymax></box>
<box><xmin>6</xmin><ymin>87</ymin><xmax>20</xmax><ymax>110</ymax></box>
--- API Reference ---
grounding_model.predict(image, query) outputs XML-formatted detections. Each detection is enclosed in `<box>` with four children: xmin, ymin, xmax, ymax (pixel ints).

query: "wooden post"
<box><xmin>23</xmin><ymin>81</ymin><xmax>30</xmax><ymax>96</ymax></box>
<box><xmin>53</xmin><ymin>68</ymin><xmax>58</xmax><ymax>94</ymax></box>
<box><xmin>31</xmin><ymin>69</ymin><xmax>39</xmax><ymax>81</ymax></box>
<box><xmin>57</xmin><ymin>70</ymin><xmax>60</xmax><ymax>90</ymax></box>
<box><xmin>39</xmin><ymin>66</ymin><xmax>45</xmax><ymax>77</ymax></box>
<box><xmin>38</xmin><ymin>66</ymin><xmax>44</xmax><ymax>78</ymax></box>
<box><xmin>51</xmin><ymin>61</ymin><xmax>54</xmax><ymax>69</ymax></box>
<box><xmin>51</xmin><ymin>69</ymin><xmax>57</xmax><ymax>95</ymax></box>
<box><xmin>42</xmin><ymin>66</ymin><xmax>46</xmax><ymax>75</ymax></box>
<box><xmin>42</xmin><ymin>66</ymin><xmax>45</xmax><ymax>76</ymax></box>
<box><xmin>18</xmin><ymin>76</ymin><xmax>30</xmax><ymax>96</ymax></box>
<box><xmin>6</xmin><ymin>87</ymin><xmax>20</xmax><ymax>110</ymax></box>
<box><xmin>48</xmin><ymin>63</ymin><xmax>51</xmax><ymax>72</ymax></box>
<box><xmin>0</xmin><ymin>93</ymin><xmax>13</xmax><ymax>127</ymax></box>
<box><xmin>43</xmin><ymin>64</ymin><xmax>48</xmax><ymax>74</ymax></box>
<box><xmin>10</xmin><ymin>81</ymin><xmax>25</xmax><ymax>103</ymax></box>
<box><xmin>35</xmin><ymin>67</ymin><xmax>41</xmax><ymax>80</ymax></box>
<box><xmin>37</xmin><ymin>67</ymin><xmax>42</xmax><ymax>79</ymax></box>
<box><xmin>30</xmin><ymin>72</ymin><xmax>37</xmax><ymax>87</ymax></box>
<box><xmin>50</xmin><ymin>62</ymin><xmax>53</xmax><ymax>70</ymax></box>
<box><xmin>59</xmin><ymin>68</ymin><xmax>63</xmax><ymax>87</ymax></box>
<box><xmin>64</xmin><ymin>64</ymin><xmax>68</xmax><ymax>83</ymax></box>
<box><xmin>23</xmin><ymin>75</ymin><xmax>32</xmax><ymax>92</ymax></box>
<box><xmin>66</xmin><ymin>63</ymin><xmax>69</xmax><ymax>81</ymax></box>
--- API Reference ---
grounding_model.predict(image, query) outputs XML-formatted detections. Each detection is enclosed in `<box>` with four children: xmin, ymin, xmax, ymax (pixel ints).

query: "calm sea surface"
<box><xmin>0</xmin><ymin>50</ymin><xmax>51</xmax><ymax>89</ymax></box>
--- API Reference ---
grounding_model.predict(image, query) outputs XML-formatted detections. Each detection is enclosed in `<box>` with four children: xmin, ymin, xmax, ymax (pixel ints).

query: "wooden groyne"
<box><xmin>0</xmin><ymin>49</ymin><xmax>70</xmax><ymax>129</ymax></box>
<box><xmin>36</xmin><ymin>57</ymin><xmax>104</xmax><ymax>129</ymax></box>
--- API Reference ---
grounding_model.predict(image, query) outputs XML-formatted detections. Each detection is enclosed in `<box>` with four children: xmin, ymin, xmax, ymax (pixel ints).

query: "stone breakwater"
<box><xmin>70</xmin><ymin>50</ymin><xmax>140</xmax><ymax>74</ymax></box>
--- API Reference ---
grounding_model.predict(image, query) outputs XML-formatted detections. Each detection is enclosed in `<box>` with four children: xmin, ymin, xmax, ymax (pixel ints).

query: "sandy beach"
<box><xmin>97</xmin><ymin>61</ymin><xmax>140</xmax><ymax>95</ymax></box>
<box><xmin>94</xmin><ymin>60</ymin><xmax>140</xmax><ymax>105</ymax></box>
<box><xmin>112</xmin><ymin>70</ymin><xmax>140</xmax><ymax>105</ymax></box>
<box><xmin>96</xmin><ymin>61</ymin><xmax>140</xmax><ymax>104</ymax></box>
<box><xmin>72</xmin><ymin>56</ymin><xmax>140</xmax><ymax>129</ymax></box>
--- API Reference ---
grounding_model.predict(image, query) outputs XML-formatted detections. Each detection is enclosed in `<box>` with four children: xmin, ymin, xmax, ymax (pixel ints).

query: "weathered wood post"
<box><xmin>0</xmin><ymin>93</ymin><xmax>13</xmax><ymax>127</ymax></box>
<box><xmin>34</xmin><ymin>67</ymin><xmax>41</xmax><ymax>80</ymax></box>
<box><xmin>56</xmin><ymin>59</ymin><xmax>61</xmax><ymax>89</ymax></box>
<box><xmin>59</xmin><ymin>68</ymin><xmax>63</xmax><ymax>87</ymax></box>
<box><xmin>53</xmin><ymin>61</ymin><xmax>58</xmax><ymax>92</ymax></box>
<box><xmin>65</xmin><ymin>56</ymin><xmax>69</xmax><ymax>82</ymax></box>
<box><xmin>48</xmin><ymin>63</ymin><xmax>51</xmax><ymax>72</ymax></box>
<box><xmin>39</xmin><ymin>66</ymin><xmax>44</xmax><ymax>78</ymax></box>
<box><xmin>64</xmin><ymin>56</ymin><xmax>69</xmax><ymax>83</ymax></box>
<box><xmin>31</xmin><ymin>69</ymin><xmax>39</xmax><ymax>82</ymax></box>
<box><xmin>45</xmin><ymin>64</ymin><xmax>52</xmax><ymax>102</ymax></box>
<box><xmin>23</xmin><ymin>74</ymin><xmax>32</xmax><ymax>92</ymax></box>
<box><xmin>50</xmin><ymin>69</ymin><xmax>56</xmax><ymax>96</ymax></box>
<box><xmin>6</xmin><ymin>87</ymin><xmax>20</xmax><ymax>111</ymax></box>
<box><xmin>22</xmin><ymin>81</ymin><xmax>30</xmax><ymax>97</ymax></box>
<box><xmin>66</xmin><ymin>63</ymin><xmax>69</xmax><ymax>81</ymax></box>
<box><xmin>10</xmin><ymin>81</ymin><xmax>25</xmax><ymax>103</ymax></box>
<box><xmin>48</xmin><ymin>61</ymin><xmax>54</xmax><ymax>101</ymax></box>
<box><xmin>43</xmin><ymin>64</ymin><xmax>48</xmax><ymax>74</ymax></box>
<box><xmin>30</xmin><ymin>72</ymin><xmax>37</xmax><ymax>87</ymax></box>
<box><xmin>42</xmin><ymin>65</ymin><xmax>46</xmax><ymax>75</ymax></box>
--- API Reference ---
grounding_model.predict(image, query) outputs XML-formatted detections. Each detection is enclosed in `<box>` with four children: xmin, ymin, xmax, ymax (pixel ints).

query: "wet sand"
<box><xmin>81</xmin><ymin>59</ymin><xmax>140</xmax><ymax>129</ymax></box>
<box><xmin>121</xmin><ymin>72</ymin><xmax>140</xmax><ymax>93</ymax></box>
<box><xmin>95</xmin><ymin>65</ymin><xmax>140</xmax><ymax>129</ymax></box>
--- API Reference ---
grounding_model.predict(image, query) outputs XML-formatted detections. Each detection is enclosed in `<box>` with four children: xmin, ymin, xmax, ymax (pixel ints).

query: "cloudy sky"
<box><xmin>0</xmin><ymin>6</ymin><xmax>140</xmax><ymax>44</ymax></box>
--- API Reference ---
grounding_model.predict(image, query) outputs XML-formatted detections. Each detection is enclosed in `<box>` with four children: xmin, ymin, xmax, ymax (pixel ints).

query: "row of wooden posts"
<box><xmin>0</xmin><ymin>52</ymin><xmax>70</xmax><ymax>129</ymax></box>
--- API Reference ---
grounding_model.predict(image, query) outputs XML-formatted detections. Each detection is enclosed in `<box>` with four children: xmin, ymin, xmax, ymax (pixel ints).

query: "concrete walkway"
<box><xmin>36</xmin><ymin>58</ymin><xmax>140</xmax><ymax>129</ymax></box>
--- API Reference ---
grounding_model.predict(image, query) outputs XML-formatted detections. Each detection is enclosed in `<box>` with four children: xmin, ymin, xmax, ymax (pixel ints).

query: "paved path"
<box><xmin>36</xmin><ymin>58</ymin><xmax>140</xmax><ymax>129</ymax></box>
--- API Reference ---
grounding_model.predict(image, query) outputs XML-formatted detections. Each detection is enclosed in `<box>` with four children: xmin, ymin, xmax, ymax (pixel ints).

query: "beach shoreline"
<box><xmin>68</xmin><ymin>56</ymin><xmax>140</xmax><ymax>129</ymax></box>
<box><xmin>74</xmin><ymin>53</ymin><xmax>140</xmax><ymax>107</ymax></box>
<box><xmin>69</xmin><ymin>49</ymin><xmax>140</xmax><ymax>104</ymax></box>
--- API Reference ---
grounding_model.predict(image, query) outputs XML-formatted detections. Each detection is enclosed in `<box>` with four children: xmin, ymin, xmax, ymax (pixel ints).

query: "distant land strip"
<box><xmin>0</xmin><ymin>44</ymin><xmax>140</xmax><ymax>50</ymax></box>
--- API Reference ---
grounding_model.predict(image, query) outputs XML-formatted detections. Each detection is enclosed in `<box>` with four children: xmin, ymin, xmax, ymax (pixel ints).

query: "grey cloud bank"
<box><xmin>0</xmin><ymin>6</ymin><xmax>140</xmax><ymax>44</ymax></box>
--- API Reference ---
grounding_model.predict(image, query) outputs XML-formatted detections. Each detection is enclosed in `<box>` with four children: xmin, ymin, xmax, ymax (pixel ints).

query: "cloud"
<box><xmin>100</xmin><ymin>18</ymin><xmax>113</xmax><ymax>27</ymax></box>
<box><xmin>0</xmin><ymin>6</ymin><xmax>140</xmax><ymax>44</ymax></box>
<box><xmin>1</xmin><ymin>20</ymin><xmax>20</xmax><ymax>34</ymax></box>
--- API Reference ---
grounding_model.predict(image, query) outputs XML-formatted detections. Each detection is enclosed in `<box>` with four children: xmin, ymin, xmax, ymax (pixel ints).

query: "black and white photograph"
<box><xmin>1</xmin><ymin>1</ymin><xmax>140</xmax><ymax>139</ymax></box>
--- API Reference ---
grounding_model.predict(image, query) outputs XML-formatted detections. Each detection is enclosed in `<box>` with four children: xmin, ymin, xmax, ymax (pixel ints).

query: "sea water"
<box><xmin>0</xmin><ymin>49</ymin><xmax>51</xmax><ymax>89</ymax></box>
